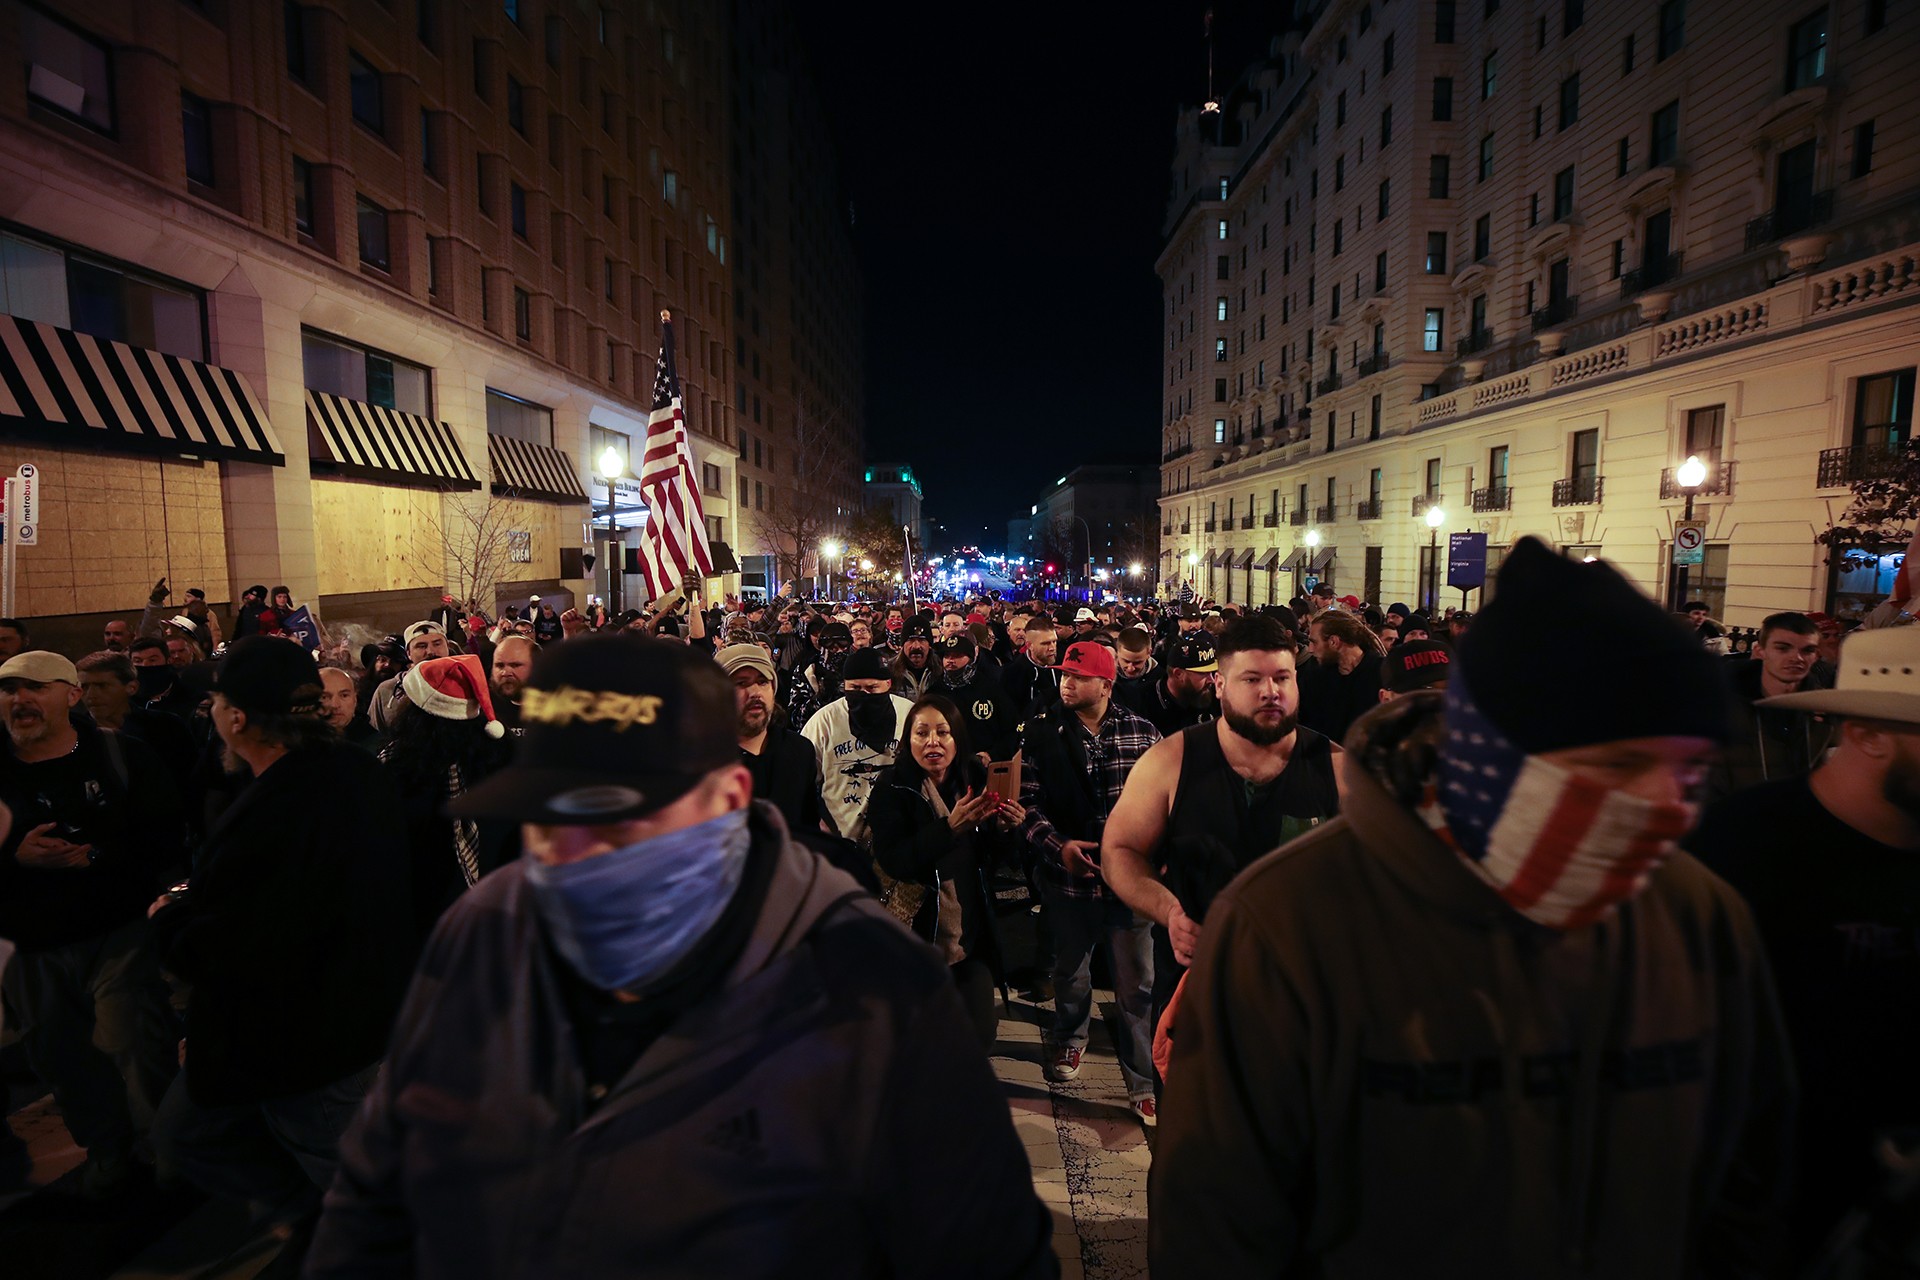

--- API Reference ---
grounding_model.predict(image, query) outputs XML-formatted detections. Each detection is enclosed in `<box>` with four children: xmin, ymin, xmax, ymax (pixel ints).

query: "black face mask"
<box><xmin>135</xmin><ymin>664</ymin><xmax>175</xmax><ymax>699</ymax></box>
<box><xmin>844</xmin><ymin>690</ymin><xmax>897</xmax><ymax>753</ymax></box>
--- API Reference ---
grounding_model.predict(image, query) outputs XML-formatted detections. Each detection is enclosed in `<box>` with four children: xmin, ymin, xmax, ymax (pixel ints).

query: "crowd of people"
<box><xmin>0</xmin><ymin>537</ymin><xmax>1913</xmax><ymax>1276</ymax></box>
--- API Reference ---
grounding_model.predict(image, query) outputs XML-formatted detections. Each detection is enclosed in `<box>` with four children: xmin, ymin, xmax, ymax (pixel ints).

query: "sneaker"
<box><xmin>1132</xmin><ymin>1096</ymin><xmax>1158</xmax><ymax>1128</ymax></box>
<box><xmin>1045</xmin><ymin>1046</ymin><xmax>1083</xmax><ymax>1082</ymax></box>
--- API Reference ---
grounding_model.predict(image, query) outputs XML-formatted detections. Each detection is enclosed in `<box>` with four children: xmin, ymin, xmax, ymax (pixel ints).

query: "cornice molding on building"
<box><xmin>1748</xmin><ymin>85</ymin><xmax>1831</xmax><ymax>153</ymax></box>
<box><xmin>1524</xmin><ymin>218</ymin><xmax>1581</xmax><ymax>263</ymax></box>
<box><xmin>1449</xmin><ymin>262</ymin><xmax>1494</xmax><ymax>296</ymax></box>
<box><xmin>1622</xmin><ymin>165</ymin><xmax>1686</xmax><ymax>216</ymax></box>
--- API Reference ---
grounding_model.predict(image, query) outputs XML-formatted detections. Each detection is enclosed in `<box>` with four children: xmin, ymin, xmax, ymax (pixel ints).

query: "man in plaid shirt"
<box><xmin>1016</xmin><ymin>639</ymin><xmax>1163</xmax><ymax>1126</ymax></box>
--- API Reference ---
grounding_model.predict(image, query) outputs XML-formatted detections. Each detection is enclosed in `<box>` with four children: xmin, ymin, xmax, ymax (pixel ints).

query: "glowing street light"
<box><xmin>1303</xmin><ymin>529</ymin><xmax>1321</xmax><ymax>548</ymax></box>
<box><xmin>1671</xmin><ymin>454</ymin><xmax>1710</xmax><ymax>611</ymax></box>
<box><xmin>1424</xmin><ymin>505</ymin><xmax>1446</xmax><ymax>612</ymax></box>
<box><xmin>1129</xmin><ymin>562</ymin><xmax>1144</xmax><ymax>576</ymax></box>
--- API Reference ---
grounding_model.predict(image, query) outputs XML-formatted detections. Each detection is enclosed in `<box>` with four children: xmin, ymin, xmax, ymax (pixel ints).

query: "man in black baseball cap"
<box><xmin>310</xmin><ymin>636</ymin><xmax>1052</xmax><ymax>1278</ymax></box>
<box><xmin>150</xmin><ymin>636</ymin><xmax>414</xmax><ymax>1264</ymax></box>
<box><xmin>1135</xmin><ymin>632</ymin><xmax>1219</xmax><ymax>737</ymax></box>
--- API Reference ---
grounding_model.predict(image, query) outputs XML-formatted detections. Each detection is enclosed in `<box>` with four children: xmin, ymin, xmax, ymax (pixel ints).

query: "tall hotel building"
<box><xmin>0</xmin><ymin>0</ymin><xmax>861</xmax><ymax>647</ymax></box>
<box><xmin>1158</xmin><ymin>0</ymin><xmax>1918</xmax><ymax>623</ymax></box>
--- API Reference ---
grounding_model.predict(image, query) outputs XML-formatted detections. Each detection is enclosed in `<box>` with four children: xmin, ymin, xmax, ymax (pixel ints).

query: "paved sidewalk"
<box><xmin>993</xmin><ymin>996</ymin><xmax>1153</xmax><ymax>1280</ymax></box>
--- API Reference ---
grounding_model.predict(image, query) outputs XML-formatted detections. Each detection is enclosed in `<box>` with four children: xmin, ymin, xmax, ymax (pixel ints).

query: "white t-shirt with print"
<box><xmin>799</xmin><ymin>695</ymin><xmax>914</xmax><ymax>839</ymax></box>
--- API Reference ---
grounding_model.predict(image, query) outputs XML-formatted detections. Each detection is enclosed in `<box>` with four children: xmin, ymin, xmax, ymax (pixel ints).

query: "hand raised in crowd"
<box><xmin>15</xmin><ymin>823</ymin><xmax>92</xmax><ymax>869</ymax></box>
<box><xmin>946</xmin><ymin>787</ymin><xmax>1000</xmax><ymax>831</ymax></box>
<box><xmin>1059</xmin><ymin>838</ymin><xmax>1101</xmax><ymax>878</ymax></box>
<box><xmin>1168</xmin><ymin>901</ymin><xmax>1202</xmax><ymax>967</ymax></box>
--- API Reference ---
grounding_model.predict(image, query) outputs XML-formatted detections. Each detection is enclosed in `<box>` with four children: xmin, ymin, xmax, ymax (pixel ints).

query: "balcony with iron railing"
<box><xmin>1659</xmin><ymin>460</ymin><xmax>1735</xmax><ymax>498</ymax></box>
<box><xmin>1356</xmin><ymin>499</ymin><xmax>1383</xmax><ymax>520</ymax></box>
<box><xmin>1162</xmin><ymin>523</ymin><xmax>1173</xmax><ymax>536</ymax></box>
<box><xmin>1552</xmin><ymin>474</ymin><xmax>1604</xmax><ymax>506</ymax></box>
<box><xmin>1179</xmin><ymin>522</ymin><xmax>1191</xmax><ymax>533</ymax></box>
<box><xmin>1163</xmin><ymin>444</ymin><xmax>1193</xmax><ymax>463</ymax></box>
<box><xmin>1818</xmin><ymin>441</ymin><xmax>1909</xmax><ymax>487</ymax></box>
<box><xmin>1297</xmin><ymin>406</ymin><xmax>1313</xmax><ymax>422</ymax></box>
<box><xmin>1203</xmin><ymin>519</ymin><xmax>1218</xmax><ymax>531</ymax></box>
<box><xmin>1314</xmin><ymin>504</ymin><xmax>1338</xmax><ymax>523</ymax></box>
<box><xmin>1356</xmin><ymin>352</ymin><xmax>1390</xmax><ymax>378</ymax></box>
<box><xmin>1621</xmin><ymin>252</ymin><xmax>1684</xmax><ymax>297</ymax></box>
<box><xmin>1455</xmin><ymin>328</ymin><xmax>1495</xmax><ymax>358</ymax></box>
<box><xmin>1410</xmin><ymin>493</ymin><xmax>1442</xmax><ymax>516</ymax></box>
<box><xmin>1239</xmin><ymin>515</ymin><xmax>1254</xmax><ymax>529</ymax></box>
<box><xmin>1289</xmin><ymin>510</ymin><xmax>1308</xmax><ymax>526</ymax></box>
<box><xmin>1263</xmin><ymin>512</ymin><xmax>1280</xmax><ymax>527</ymax></box>
<box><xmin>1531</xmin><ymin>296</ymin><xmax>1580</xmax><ymax>332</ymax></box>
<box><xmin>1472</xmin><ymin>484</ymin><xmax>1512</xmax><ymax>512</ymax></box>
<box><xmin>1315</xmin><ymin>371</ymin><xmax>1344</xmax><ymax>395</ymax></box>
<box><xmin>1745</xmin><ymin>189</ymin><xmax>1834</xmax><ymax>252</ymax></box>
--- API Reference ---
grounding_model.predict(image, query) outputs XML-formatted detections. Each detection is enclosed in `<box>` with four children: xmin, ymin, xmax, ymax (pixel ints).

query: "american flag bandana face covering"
<box><xmin>1431</xmin><ymin>688</ymin><xmax>1696</xmax><ymax>931</ymax></box>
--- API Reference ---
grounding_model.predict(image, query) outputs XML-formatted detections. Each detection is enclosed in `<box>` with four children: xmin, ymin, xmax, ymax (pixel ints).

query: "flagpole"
<box><xmin>901</xmin><ymin>524</ymin><xmax>919</xmax><ymax>613</ymax></box>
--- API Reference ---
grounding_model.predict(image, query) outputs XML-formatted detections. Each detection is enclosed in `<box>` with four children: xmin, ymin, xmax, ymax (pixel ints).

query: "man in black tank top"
<box><xmin>1102</xmin><ymin>615</ymin><xmax>1341</xmax><ymax>1071</ymax></box>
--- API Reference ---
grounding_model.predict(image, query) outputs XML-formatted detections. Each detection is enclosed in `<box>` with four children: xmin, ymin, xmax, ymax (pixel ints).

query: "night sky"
<box><xmin>798</xmin><ymin>5</ymin><xmax>1280</xmax><ymax>553</ymax></box>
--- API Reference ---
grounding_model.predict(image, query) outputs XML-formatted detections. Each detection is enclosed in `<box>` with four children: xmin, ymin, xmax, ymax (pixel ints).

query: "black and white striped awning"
<box><xmin>0</xmin><ymin>314</ymin><xmax>284</xmax><ymax>464</ymax></box>
<box><xmin>488</xmin><ymin>434</ymin><xmax>588</xmax><ymax>503</ymax></box>
<box><xmin>306</xmin><ymin>390</ymin><xmax>479</xmax><ymax>490</ymax></box>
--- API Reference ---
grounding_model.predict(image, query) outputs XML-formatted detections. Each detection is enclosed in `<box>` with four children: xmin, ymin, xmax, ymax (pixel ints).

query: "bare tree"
<box><xmin>743</xmin><ymin>391</ymin><xmax>860</xmax><ymax>591</ymax></box>
<box><xmin>421</xmin><ymin>489</ymin><xmax>525</xmax><ymax>613</ymax></box>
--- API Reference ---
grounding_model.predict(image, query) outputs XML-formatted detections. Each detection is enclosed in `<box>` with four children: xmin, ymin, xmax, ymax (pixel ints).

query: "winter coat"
<box><xmin>149</xmin><ymin>742</ymin><xmax>415</xmax><ymax>1104</ymax></box>
<box><xmin>865</xmin><ymin>758</ymin><xmax>1001</xmax><ymax>973</ymax></box>
<box><xmin>306</xmin><ymin>806</ymin><xmax>1053</xmax><ymax>1280</ymax></box>
<box><xmin>1151</xmin><ymin>694</ymin><xmax>1795</xmax><ymax>1278</ymax></box>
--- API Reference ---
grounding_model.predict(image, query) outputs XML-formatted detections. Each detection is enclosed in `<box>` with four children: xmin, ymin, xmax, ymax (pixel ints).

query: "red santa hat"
<box><xmin>402</xmin><ymin>654</ymin><xmax>506</xmax><ymax>738</ymax></box>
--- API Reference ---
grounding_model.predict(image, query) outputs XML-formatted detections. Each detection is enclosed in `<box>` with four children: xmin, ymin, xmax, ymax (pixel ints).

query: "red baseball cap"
<box><xmin>1054</xmin><ymin>640</ymin><xmax>1116</xmax><ymax>681</ymax></box>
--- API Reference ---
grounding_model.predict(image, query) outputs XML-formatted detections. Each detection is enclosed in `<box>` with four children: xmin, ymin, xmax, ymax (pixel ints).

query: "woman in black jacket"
<box><xmin>865</xmin><ymin>695</ymin><xmax>1023</xmax><ymax>1048</ymax></box>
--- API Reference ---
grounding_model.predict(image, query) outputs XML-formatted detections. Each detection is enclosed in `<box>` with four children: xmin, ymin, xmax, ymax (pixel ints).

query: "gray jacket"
<box><xmin>308</xmin><ymin>806</ymin><xmax>1054</xmax><ymax>1279</ymax></box>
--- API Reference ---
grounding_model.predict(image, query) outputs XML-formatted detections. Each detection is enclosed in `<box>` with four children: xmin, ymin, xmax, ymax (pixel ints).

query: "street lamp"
<box><xmin>819</xmin><ymin>539</ymin><xmax>840</xmax><ymax>602</ymax></box>
<box><xmin>599</xmin><ymin>445</ymin><xmax>625</xmax><ymax>617</ymax></box>
<box><xmin>1425</xmin><ymin>504</ymin><xmax>1446</xmax><ymax>614</ymax></box>
<box><xmin>1670</xmin><ymin>454</ymin><xmax>1709</xmax><ymax>612</ymax></box>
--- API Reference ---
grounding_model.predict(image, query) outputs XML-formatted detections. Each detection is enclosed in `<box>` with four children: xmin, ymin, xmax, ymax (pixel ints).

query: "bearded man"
<box><xmin>1102</xmin><ymin>614</ymin><xmax>1340</xmax><ymax>1053</ymax></box>
<box><xmin>719</xmin><ymin>644</ymin><xmax>824</xmax><ymax>835</ymax></box>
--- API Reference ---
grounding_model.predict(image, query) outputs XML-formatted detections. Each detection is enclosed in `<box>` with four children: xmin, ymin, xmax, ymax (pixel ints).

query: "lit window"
<box><xmin>1423</xmin><ymin>308</ymin><xmax>1444</xmax><ymax>352</ymax></box>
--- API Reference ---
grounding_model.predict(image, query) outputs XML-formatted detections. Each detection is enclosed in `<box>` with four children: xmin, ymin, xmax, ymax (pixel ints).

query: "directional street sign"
<box><xmin>1672</xmin><ymin>520</ymin><xmax>1706</xmax><ymax>567</ymax></box>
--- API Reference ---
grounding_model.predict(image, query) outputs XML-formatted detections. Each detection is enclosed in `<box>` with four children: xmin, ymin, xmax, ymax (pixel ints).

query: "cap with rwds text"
<box><xmin>1054</xmin><ymin>640</ymin><xmax>1116</xmax><ymax>682</ymax></box>
<box><xmin>449</xmin><ymin>635</ymin><xmax>738</xmax><ymax>825</ymax></box>
<box><xmin>211</xmin><ymin>636</ymin><xmax>324</xmax><ymax>716</ymax></box>
<box><xmin>1165</xmin><ymin>633</ymin><xmax>1218</xmax><ymax>673</ymax></box>
<box><xmin>1382</xmin><ymin>639</ymin><xmax>1454</xmax><ymax>694</ymax></box>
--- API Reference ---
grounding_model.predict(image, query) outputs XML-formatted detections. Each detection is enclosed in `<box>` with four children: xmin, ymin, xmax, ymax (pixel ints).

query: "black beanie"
<box><xmin>1456</xmin><ymin>537</ymin><xmax>1727</xmax><ymax>751</ymax></box>
<box><xmin>842</xmin><ymin>647</ymin><xmax>891</xmax><ymax>682</ymax></box>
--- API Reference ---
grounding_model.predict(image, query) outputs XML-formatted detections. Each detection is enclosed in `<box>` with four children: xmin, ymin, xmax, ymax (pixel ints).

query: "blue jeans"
<box><xmin>1041</xmin><ymin>879</ymin><xmax>1155</xmax><ymax>1100</ymax></box>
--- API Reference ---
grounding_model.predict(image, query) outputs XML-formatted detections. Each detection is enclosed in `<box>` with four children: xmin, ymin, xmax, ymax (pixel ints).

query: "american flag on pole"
<box><xmin>635</xmin><ymin>313</ymin><xmax>713</xmax><ymax>599</ymax></box>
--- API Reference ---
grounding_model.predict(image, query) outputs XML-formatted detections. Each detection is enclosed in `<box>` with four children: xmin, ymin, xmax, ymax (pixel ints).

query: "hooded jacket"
<box><xmin>1711</xmin><ymin>659</ymin><xmax>1835</xmax><ymax>799</ymax></box>
<box><xmin>1151</xmin><ymin>694</ymin><xmax>1794</xmax><ymax>1278</ymax></box>
<box><xmin>307</xmin><ymin>806</ymin><xmax>1052</xmax><ymax>1280</ymax></box>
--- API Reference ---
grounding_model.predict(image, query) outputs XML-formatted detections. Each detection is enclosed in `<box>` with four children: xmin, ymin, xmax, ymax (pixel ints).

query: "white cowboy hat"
<box><xmin>1759</xmin><ymin>625</ymin><xmax>1920</xmax><ymax>723</ymax></box>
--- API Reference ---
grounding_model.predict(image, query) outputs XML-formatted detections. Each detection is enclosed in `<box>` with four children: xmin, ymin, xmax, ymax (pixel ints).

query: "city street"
<box><xmin>0</xmin><ymin>891</ymin><xmax>1155</xmax><ymax>1279</ymax></box>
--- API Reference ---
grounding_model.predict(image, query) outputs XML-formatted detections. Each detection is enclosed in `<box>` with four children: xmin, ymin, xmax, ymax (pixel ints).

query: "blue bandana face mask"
<box><xmin>524</xmin><ymin>807</ymin><xmax>752</xmax><ymax>992</ymax></box>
